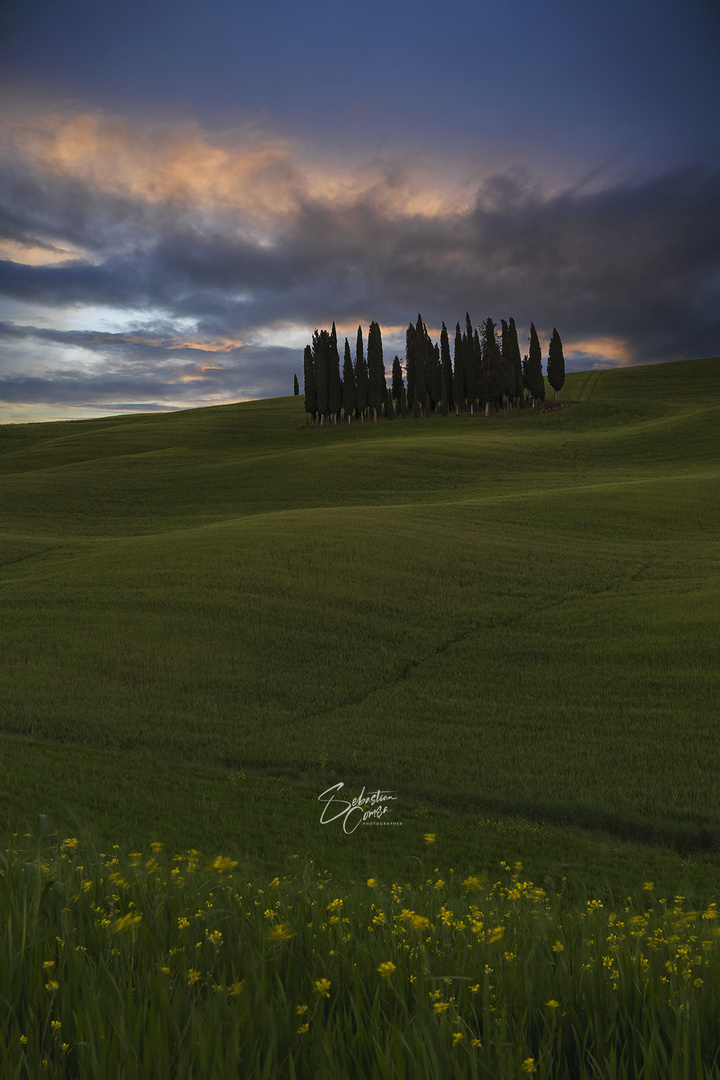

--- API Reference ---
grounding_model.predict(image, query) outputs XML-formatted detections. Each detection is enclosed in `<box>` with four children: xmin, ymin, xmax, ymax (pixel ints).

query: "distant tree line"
<box><xmin>299</xmin><ymin>315</ymin><xmax>565</xmax><ymax>424</ymax></box>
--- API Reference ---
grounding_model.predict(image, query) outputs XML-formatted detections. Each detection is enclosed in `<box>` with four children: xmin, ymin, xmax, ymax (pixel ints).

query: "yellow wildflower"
<box><xmin>211</xmin><ymin>856</ymin><xmax>238</xmax><ymax>872</ymax></box>
<box><xmin>452</xmin><ymin>1032</ymin><xmax>464</xmax><ymax>1045</ymax></box>
<box><xmin>296</xmin><ymin>1004</ymin><xmax>308</xmax><ymax>1014</ymax></box>
<box><xmin>112</xmin><ymin>913</ymin><xmax>142</xmax><ymax>933</ymax></box>
<box><xmin>297</xmin><ymin>1023</ymin><xmax>309</xmax><ymax>1035</ymax></box>
<box><xmin>377</xmin><ymin>961</ymin><xmax>396</xmax><ymax>978</ymax></box>
<box><xmin>367</xmin><ymin>878</ymin><xmax>378</xmax><ymax>888</ymax></box>
<box><xmin>267</xmin><ymin>922</ymin><xmax>295</xmax><ymax>942</ymax></box>
<box><xmin>314</xmin><ymin>978</ymin><xmax>332</xmax><ymax>997</ymax></box>
<box><xmin>522</xmin><ymin>1058</ymin><xmax>537</xmax><ymax>1073</ymax></box>
<box><xmin>546</xmin><ymin>999</ymin><xmax>560</xmax><ymax>1008</ymax></box>
<box><xmin>552</xmin><ymin>940</ymin><xmax>564</xmax><ymax>952</ymax></box>
<box><xmin>487</xmin><ymin>926</ymin><xmax>505</xmax><ymax>943</ymax></box>
<box><xmin>433</xmin><ymin>1001</ymin><xmax>450</xmax><ymax>1014</ymax></box>
<box><xmin>463</xmin><ymin>876</ymin><xmax>482</xmax><ymax>892</ymax></box>
<box><xmin>424</xmin><ymin>833</ymin><xmax>435</xmax><ymax>844</ymax></box>
<box><xmin>187</xmin><ymin>969</ymin><xmax>201</xmax><ymax>986</ymax></box>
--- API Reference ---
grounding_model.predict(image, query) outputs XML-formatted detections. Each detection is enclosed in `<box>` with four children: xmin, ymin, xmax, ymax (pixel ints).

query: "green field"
<box><xmin>1</xmin><ymin>359</ymin><xmax>719</xmax><ymax>866</ymax></box>
<box><xmin>2</xmin><ymin>358</ymin><xmax>720</xmax><ymax>1076</ymax></box>
<box><xmin>2</xmin><ymin>359</ymin><xmax>719</xmax><ymax>837</ymax></box>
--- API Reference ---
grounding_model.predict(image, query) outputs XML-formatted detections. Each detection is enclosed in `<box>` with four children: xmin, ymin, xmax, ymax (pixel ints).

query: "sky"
<box><xmin>0</xmin><ymin>0</ymin><xmax>719</xmax><ymax>421</ymax></box>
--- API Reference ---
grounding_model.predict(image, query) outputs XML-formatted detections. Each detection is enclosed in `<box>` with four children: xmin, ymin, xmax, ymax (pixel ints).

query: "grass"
<box><xmin>5</xmin><ymin>831</ymin><xmax>720</xmax><ymax>1079</ymax></box>
<box><xmin>1</xmin><ymin>357</ymin><xmax>719</xmax><ymax>1074</ymax></box>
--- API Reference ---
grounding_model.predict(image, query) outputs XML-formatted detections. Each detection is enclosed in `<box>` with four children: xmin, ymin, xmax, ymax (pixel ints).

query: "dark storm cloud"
<box><xmin>1</xmin><ymin>109</ymin><xmax>719</xmax><ymax>415</ymax></box>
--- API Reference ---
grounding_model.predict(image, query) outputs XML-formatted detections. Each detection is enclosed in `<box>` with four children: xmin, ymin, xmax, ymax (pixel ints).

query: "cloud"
<box><xmin>1</xmin><ymin>104</ymin><xmax>719</xmax><ymax>416</ymax></box>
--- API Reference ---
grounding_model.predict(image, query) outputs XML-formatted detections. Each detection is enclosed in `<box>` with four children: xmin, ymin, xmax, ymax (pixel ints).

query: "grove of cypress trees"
<box><xmin>342</xmin><ymin>337</ymin><xmax>356</xmax><ymax>423</ymax></box>
<box><xmin>547</xmin><ymin>327</ymin><xmax>566</xmax><ymax>401</ymax></box>
<box><xmin>355</xmin><ymin>326</ymin><xmax>368</xmax><ymax>422</ymax></box>
<box><xmin>367</xmin><ymin>320</ymin><xmax>386</xmax><ymax>423</ymax></box>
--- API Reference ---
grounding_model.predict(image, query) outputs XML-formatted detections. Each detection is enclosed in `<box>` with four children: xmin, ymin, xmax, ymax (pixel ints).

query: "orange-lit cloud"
<box><xmin>565</xmin><ymin>336</ymin><xmax>633</xmax><ymax>366</ymax></box>
<box><xmin>0</xmin><ymin>237</ymin><xmax>93</xmax><ymax>266</ymax></box>
<box><xmin>2</xmin><ymin>106</ymin><xmax>465</xmax><ymax>235</ymax></box>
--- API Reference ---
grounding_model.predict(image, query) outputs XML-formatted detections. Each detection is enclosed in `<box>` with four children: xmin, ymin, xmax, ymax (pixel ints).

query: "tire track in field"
<box><xmin>578</xmin><ymin>370</ymin><xmax>602</xmax><ymax>401</ymax></box>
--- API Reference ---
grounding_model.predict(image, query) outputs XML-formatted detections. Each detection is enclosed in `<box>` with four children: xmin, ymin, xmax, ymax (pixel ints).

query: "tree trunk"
<box><xmin>485</xmin><ymin>401</ymin><xmax>490</xmax><ymax>417</ymax></box>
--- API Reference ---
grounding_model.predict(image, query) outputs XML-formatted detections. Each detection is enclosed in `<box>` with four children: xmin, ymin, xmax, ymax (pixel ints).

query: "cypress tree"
<box><xmin>440</xmin><ymin>322</ymin><xmax>453</xmax><ymax>412</ymax></box>
<box><xmin>430</xmin><ymin>340</ymin><xmax>442</xmax><ymax>411</ymax></box>
<box><xmin>391</xmin><ymin>355</ymin><xmax>404</xmax><ymax>403</ymax></box>
<box><xmin>341</xmin><ymin>337</ymin><xmax>356</xmax><ymax>423</ymax></box>
<box><xmin>367</xmin><ymin>320</ymin><xmax>385</xmax><ymax>423</ymax></box>
<box><xmin>414</xmin><ymin>314</ymin><xmax>427</xmax><ymax>412</ymax></box>
<box><xmin>328</xmin><ymin>322</ymin><xmax>342</xmax><ymax>423</ymax></box>
<box><xmin>405</xmin><ymin>322</ymin><xmax>417</xmax><ymax>410</ymax></box>
<box><xmin>452</xmin><ymin>322</ymin><xmax>464</xmax><ymax>413</ymax></box>
<box><xmin>355</xmin><ymin>326</ymin><xmax>368</xmax><ymax>422</ymax></box>
<box><xmin>500</xmin><ymin>320</ymin><xmax>514</xmax><ymax>409</ymax></box>
<box><xmin>508</xmin><ymin>317</ymin><xmax>523</xmax><ymax>403</ymax></box>
<box><xmin>547</xmin><ymin>327</ymin><xmax>566</xmax><ymax>402</ymax></box>
<box><xmin>383</xmin><ymin>385</ymin><xmax>395</xmax><ymax>419</ymax></box>
<box><xmin>481</xmin><ymin>317</ymin><xmax>503</xmax><ymax>414</ymax></box>
<box><xmin>526</xmin><ymin>323</ymin><xmax>545</xmax><ymax>408</ymax></box>
<box><xmin>303</xmin><ymin>344</ymin><xmax>316</xmax><ymax>423</ymax></box>
<box><xmin>464</xmin><ymin>313</ymin><xmax>476</xmax><ymax>414</ymax></box>
<box><xmin>293</xmin><ymin>373</ymin><xmax>299</xmax><ymax>395</ymax></box>
<box><xmin>313</xmin><ymin>329</ymin><xmax>329</xmax><ymax>423</ymax></box>
<box><xmin>498</xmin><ymin>319</ymin><xmax>515</xmax><ymax>409</ymax></box>
<box><xmin>474</xmin><ymin>328</ymin><xmax>483</xmax><ymax>413</ymax></box>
